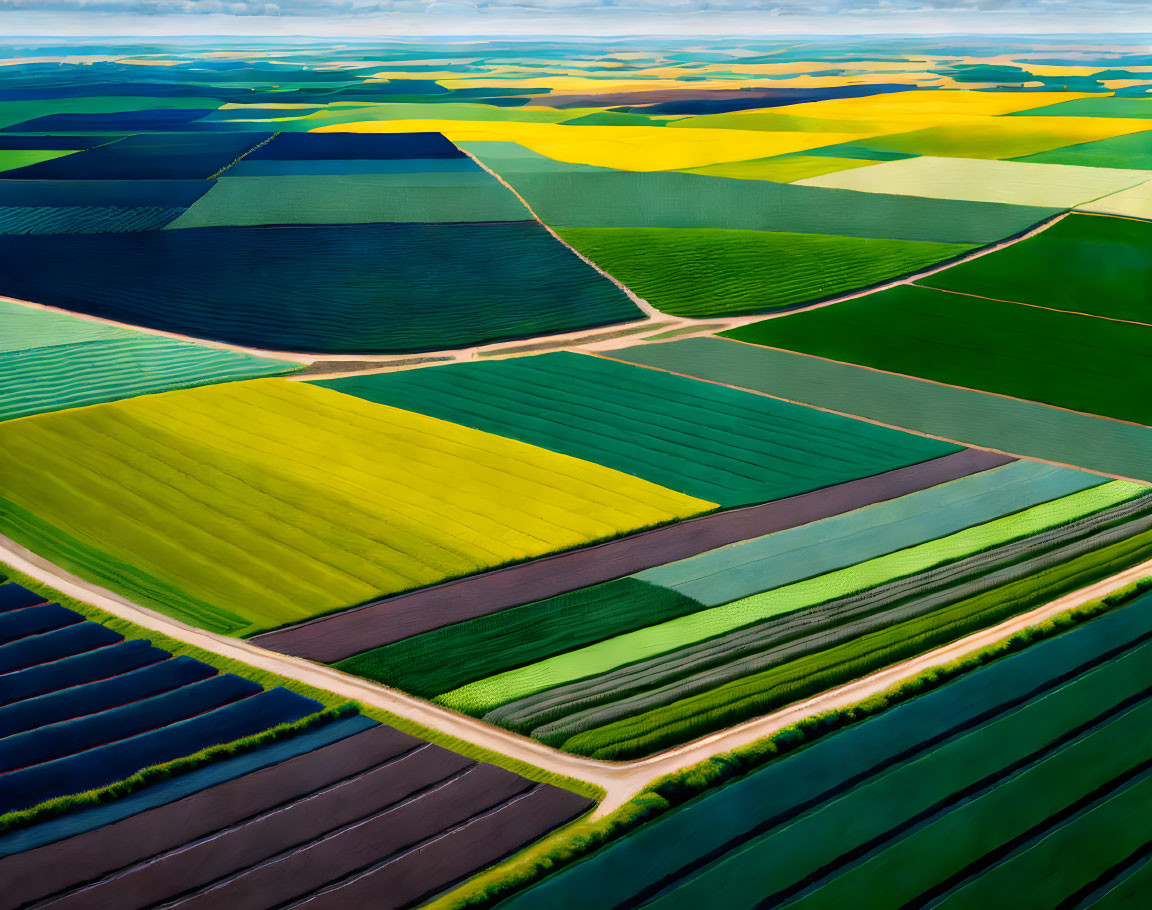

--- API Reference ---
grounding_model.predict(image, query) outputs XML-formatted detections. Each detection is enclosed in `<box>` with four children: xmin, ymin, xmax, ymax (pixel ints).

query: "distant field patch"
<box><xmin>0</xmin><ymin>205</ymin><xmax>185</xmax><ymax>233</ymax></box>
<box><xmin>1009</xmin><ymin>97</ymin><xmax>1152</xmax><ymax>119</ymax></box>
<box><xmin>316</xmin><ymin>351</ymin><xmax>960</xmax><ymax>507</ymax></box>
<box><xmin>249</xmin><ymin>129</ymin><xmax>464</xmax><ymax>159</ymax></box>
<box><xmin>723</xmin><ymin>283</ymin><xmax>1152</xmax><ymax>426</ymax></box>
<box><xmin>224</xmin><ymin>156</ymin><xmax>480</xmax><ymax>176</ymax></box>
<box><xmin>0</xmin><ymin>380</ymin><xmax>710</xmax><ymax>635</ymax></box>
<box><xmin>826</xmin><ymin>115</ymin><xmax>1152</xmax><ymax>160</ymax></box>
<box><xmin>468</xmin><ymin>144</ymin><xmax>1057</xmax><ymax>243</ymax></box>
<box><xmin>0</xmin><ymin>132</ymin><xmax>270</xmax><ymax>180</ymax></box>
<box><xmin>0</xmin><ymin>107</ymin><xmax>218</xmax><ymax>132</ymax></box>
<box><xmin>556</xmin><ymin>227</ymin><xmax>974</xmax><ymax>317</ymax></box>
<box><xmin>310</xmin><ymin>119</ymin><xmax>871</xmax><ymax>171</ymax></box>
<box><xmin>774</xmin><ymin>89</ymin><xmax>1099</xmax><ymax>122</ymax></box>
<box><xmin>0</xmin><ymin>178</ymin><xmax>211</xmax><ymax>208</ymax></box>
<box><xmin>796</xmin><ymin>155</ymin><xmax>1152</xmax><ymax>208</ymax></box>
<box><xmin>921</xmin><ymin>213</ymin><xmax>1152</xmax><ymax>323</ymax></box>
<box><xmin>164</xmin><ymin>170</ymin><xmax>530</xmax><ymax>229</ymax></box>
<box><xmin>0</xmin><ymin>150</ymin><xmax>77</xmax><ymax>173</ymax></box>
<box><xmin>1017</xmin><ymin>129</ymin><xmax>1152</xmax><ymax>169</ymax></box>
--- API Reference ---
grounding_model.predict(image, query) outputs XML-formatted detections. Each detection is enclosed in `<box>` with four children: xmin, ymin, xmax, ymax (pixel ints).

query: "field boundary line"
<box><xmin>914</xmin><ymin>283</ymin><xmax>1152</xmax><ymax>329</ymax></box>
<box><xmin>713</xmin><ymin>334</ymin><xmax>1152</xmax><ymax>435</ymax></box>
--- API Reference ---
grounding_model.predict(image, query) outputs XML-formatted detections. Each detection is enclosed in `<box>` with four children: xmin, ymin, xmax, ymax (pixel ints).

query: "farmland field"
<box><xmin>0</xmin><ymin>379</ymin><xmax>710</xmax><ymax>635</ymax></box>
<box><xmin>722</xmin><ymin>281</ymin><xmax>1152</xmax><ymax>425</ymax></box>
<box><xmin>499</xmin><ymin>586</ymin><xmax>1152</xmax><ymax>909</ymax></box>
<box><xmin>330</xmin><ymin>455</ymin><xmax>1152</xmax><ymax>759</ymax></box>
<box><xmin>4</xmin><ymin>32</ymin><xmax>1152</xmax><ymax>910</ymax></box>
<box><xmin>316</xmin><ymin>352</ymin><xmax>960</xmax><ymax>507</ymax></box>
<box><xmin>607</xmin><ymin>337</ymin><xmax>1152</xmax><ymax>483</ymax></box>
<box><xmin>0</xmin><ymin>299</ymin><xmax>300</xmax><ymax>421</ymax></box>
<box><xmin>0</xmin><ymin>578</ymin><xmax>592</xmax><ymax>910</ymax></box>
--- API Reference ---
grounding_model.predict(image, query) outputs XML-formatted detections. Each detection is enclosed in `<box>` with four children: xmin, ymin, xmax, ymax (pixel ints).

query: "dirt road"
<box><xmin>5</xmin><ymin>533</ymin><xmax>1148</xmax><ymax>818</ymax></box>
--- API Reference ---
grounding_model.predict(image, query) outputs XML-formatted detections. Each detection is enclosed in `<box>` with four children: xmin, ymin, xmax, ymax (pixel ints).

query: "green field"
<box><xmin>163</xmin><ymin>169</ymin><xmax>531</xmax><ymax>229</ymax></box>
<box><xmin>722</xmin><ymin>283</ymin><xmax>1152</xmax><ymax>426</ymax></box>
<box><xmin>497</xmin><ymin>588</ymin><xmax>1152</xmax><ymax>909</ymax></box>
<box><xmin>317</xmin><ymin>352</ymin><xmax>960</xmax><ymax>507</ymax></box>
<box><xmin>920</xmin><ymin>212</ymin><xmax>1152</xmax><ymax>323</ymax></box>
<box><xmin>468</xmin><ymin>143</ymin><xmax>1057</xmax><ymax>243</ymax></box>
<box><xmin>0</xmin><ymin>299</ymin><xmax>300</xmax><ymax>421</ymax></box>
<box><xmin>1018</xmin><ymin>129</ymin><xmax>1152</xmax><ymax>169</ymax></box>
<box><xmin>556</xmin><ymin>228</ymin><xmax>973</xmax><ymax>317</ymax></box>
<box><xmin>605</xmin><ymin>338</ymin><xmax>1152</xmax><ymax>483</ymax></box>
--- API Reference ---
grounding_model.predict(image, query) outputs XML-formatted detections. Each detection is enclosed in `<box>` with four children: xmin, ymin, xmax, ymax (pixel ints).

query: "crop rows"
<box><xmin>0</xmin><ymin>581</ymin><xmax>592</xmax><ymax>910</ymax></box>
<box><xmin>500</xmin><ymin>587</ymin><xmax>1152</xmax><ymax>908</ymax></box>
<box><xmin>341</xmin><ymin>458</ymin><xmax>1152</xmax><ymax>760</ymax></box>
<box><xmin>0</xmin><ymin>379</ymin><xmax>708</xmax><ymax>636</ymax></box>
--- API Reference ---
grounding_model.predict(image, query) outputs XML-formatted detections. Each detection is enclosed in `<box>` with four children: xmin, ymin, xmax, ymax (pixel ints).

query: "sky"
<box><xmin>1</xmin><ymin>0</ymin><xmax>1151</xmax><ymax>37</ymax></box>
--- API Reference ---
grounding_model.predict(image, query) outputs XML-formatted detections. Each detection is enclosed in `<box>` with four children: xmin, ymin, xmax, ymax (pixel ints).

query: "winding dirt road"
<box><xmin>5</xmin><ymin>533</ymin><xmax>1151</xmax><ymax>818</ymax></box>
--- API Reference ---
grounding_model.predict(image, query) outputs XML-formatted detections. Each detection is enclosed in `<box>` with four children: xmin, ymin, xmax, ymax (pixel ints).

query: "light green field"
<box><xmin>843</xmin><ymin>116</ymin><xmax>1152</xmax><ymax>160</ymax></box>
<box><xmin>0</xmin><ymin>379</ymin><xmax>711</xmax><ymax>636</ymax></box>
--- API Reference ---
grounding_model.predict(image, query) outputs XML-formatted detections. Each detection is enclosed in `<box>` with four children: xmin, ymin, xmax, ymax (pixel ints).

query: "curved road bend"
<box><xmin>4</xmin><ymin>534</ymin><xmax>1150</xmax><ymax>818</ymax></box>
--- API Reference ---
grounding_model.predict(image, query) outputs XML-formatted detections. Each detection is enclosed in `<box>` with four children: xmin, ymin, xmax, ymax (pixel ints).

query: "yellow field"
<box><xmin>0</xmin><ymin>380</ymin><xmax>712</xmax><ymax>635</ymax></box>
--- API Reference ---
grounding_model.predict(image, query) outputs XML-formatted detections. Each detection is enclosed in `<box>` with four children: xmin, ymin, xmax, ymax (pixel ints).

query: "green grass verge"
<box><xmin>557</xmin><ymin>227</ymin><xmax>974</xmax><ymax>318</ymax></box>
<box><xmin>0</xmin><ymin>563</ymin><xmax>602</xmax><ymax>803</ymax></box>
<box><xmin>424</xmin><ymin>576</ymin><xmax>1152</xmax><ymax>910</ymax></box>
<box><xmin>723</xmin><ymin>282</ymin><xmax>1152</xmax><ymax>426</ymax></box>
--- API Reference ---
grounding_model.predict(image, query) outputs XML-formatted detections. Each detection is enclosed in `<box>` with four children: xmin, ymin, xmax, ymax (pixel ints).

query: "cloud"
<box><xmin>1</xmin><ymin>0</ymin><xmax>1148</xmax><ymax>15</ymax></box>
